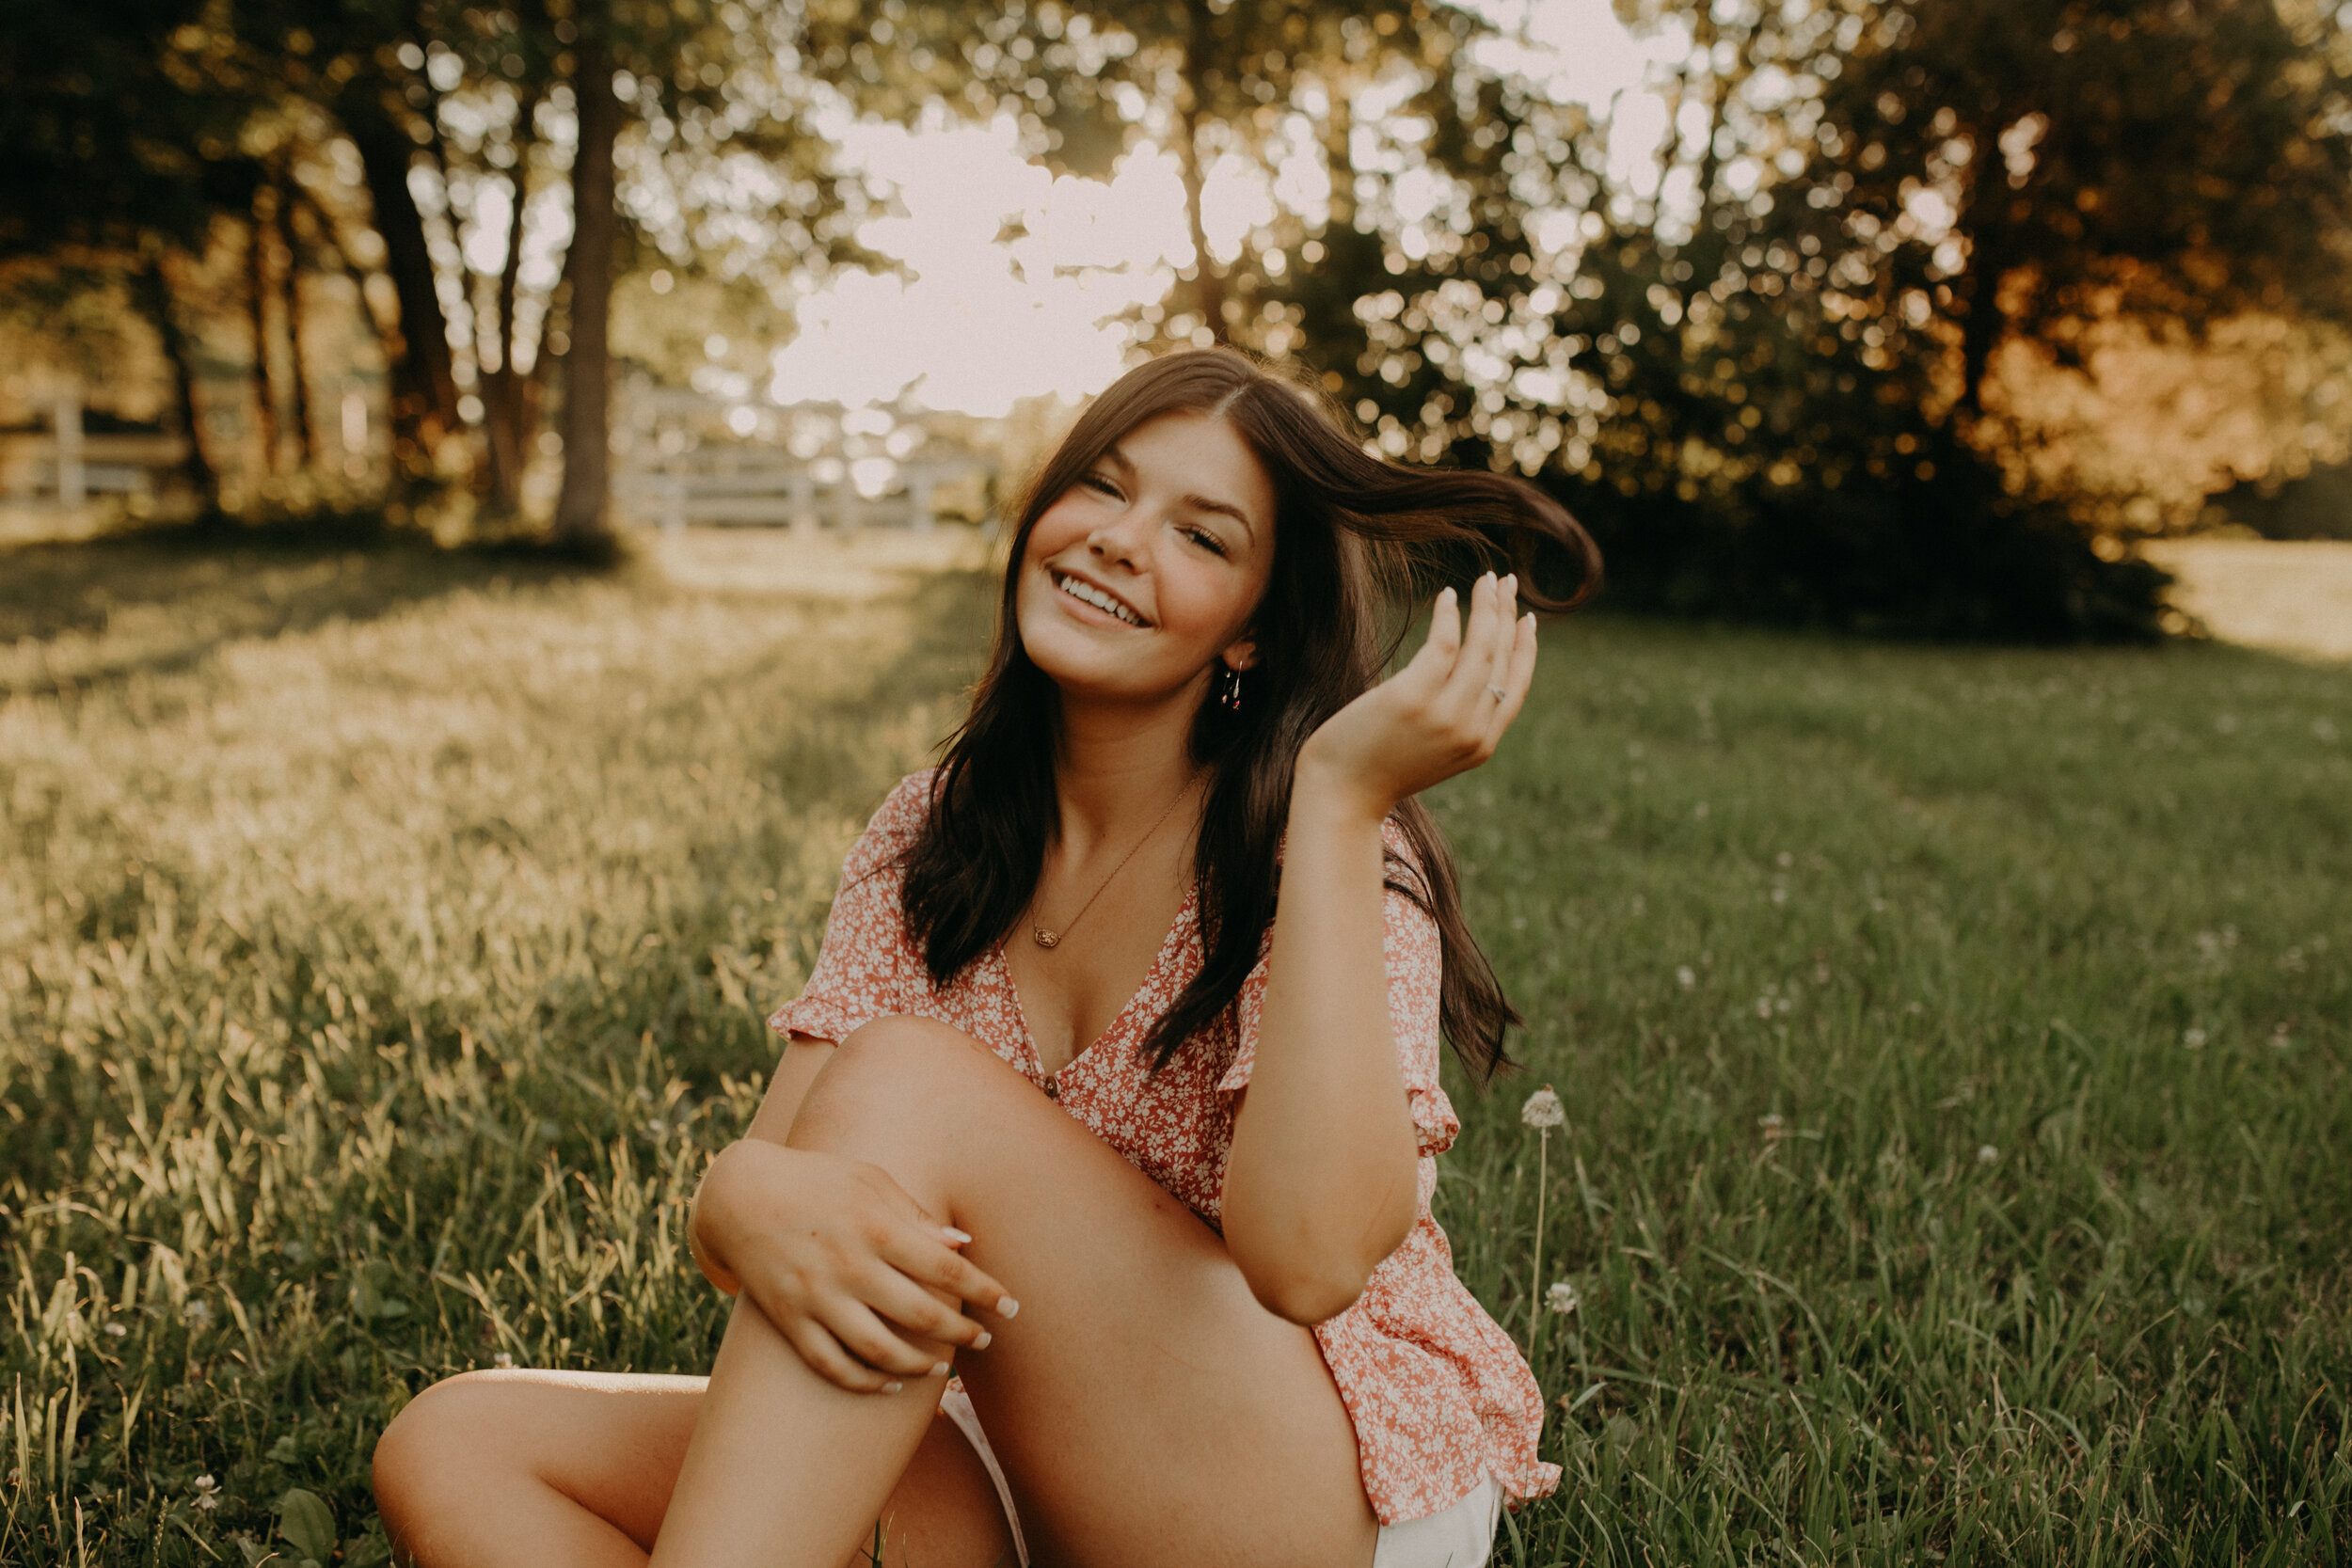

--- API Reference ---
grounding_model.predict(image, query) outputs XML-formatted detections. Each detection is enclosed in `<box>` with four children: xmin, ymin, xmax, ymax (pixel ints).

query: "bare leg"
<box><xmin>656</xmin><ymin>1016</ymin><xmax>1380</xmax><ymax>1568</ymax></box>
<box><xmin>372</xmin><ymin>1368</ymin><xmax>1015</xmax><ymax>1568</ymax></box>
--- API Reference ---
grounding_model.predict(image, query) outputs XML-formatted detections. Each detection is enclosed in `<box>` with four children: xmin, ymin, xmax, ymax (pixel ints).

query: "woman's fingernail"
<box><xmin>997</xmin><ymin>1297</ymin><xmax>1020</xmax><ymax>1319</ymax></box>
<box><xmin>883</xmin><ymin>1381</ymin><xmax>905</xmax><ymax>1394</ymax></box>
<box><xmin>942</xmin><ymin>1227</ymin><xmax>973</xmax><ymax>1245</ymax></box>
<box><xmin>973</xmin><ymin>1330</ymin><xmax>993</xmax><ymax>1351</ymax></box>
<box><xmin>929</xmin><ymin>1361</ymin><xmax>951</xmax><ymax>1378</ymax></box>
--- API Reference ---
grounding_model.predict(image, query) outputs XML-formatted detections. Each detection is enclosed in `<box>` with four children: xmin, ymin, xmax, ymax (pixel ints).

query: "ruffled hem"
<box><xmin>768</xmin><ymin>994</ymin><xmax>883</xmax><ymax>1046</ymax></box>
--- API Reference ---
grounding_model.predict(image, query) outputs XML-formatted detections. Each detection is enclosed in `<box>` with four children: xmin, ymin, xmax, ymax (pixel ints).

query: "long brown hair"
<box><xmin>900</xmin><ymin>348</ymin><xmax>1600</xmax><ymax>1078</ymax></box>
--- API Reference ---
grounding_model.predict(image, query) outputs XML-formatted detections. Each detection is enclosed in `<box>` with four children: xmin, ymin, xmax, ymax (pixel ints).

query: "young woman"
<box><xmin>372</xmin><ymin>347</ymin><xmax>1599</xmax><ymax>1568</ymax></box>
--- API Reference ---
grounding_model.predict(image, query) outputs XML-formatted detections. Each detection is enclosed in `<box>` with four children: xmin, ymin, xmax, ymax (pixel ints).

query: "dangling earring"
<box><xmin>1217</xmin><ymin>664</ymin><xmax>1245</xmax><ymax>712</ymax></box>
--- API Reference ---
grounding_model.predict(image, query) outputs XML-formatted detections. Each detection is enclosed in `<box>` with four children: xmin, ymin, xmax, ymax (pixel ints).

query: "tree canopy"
<box><xmin>4</xmin><ymin>0</ymin><xmax>2346</xmax><ymax>632</ymax></box>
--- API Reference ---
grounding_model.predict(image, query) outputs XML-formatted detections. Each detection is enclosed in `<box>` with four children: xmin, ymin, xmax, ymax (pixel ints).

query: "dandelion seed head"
<box><xmin>1520</xmin><ymin>1086</ymin><xmax>1565</xmax><ymax>1130</ymax></box>
<box><xmin>183</xmin><ymin>1299</ymin><xmax>212</xmax><ymax>1327</ymax></box>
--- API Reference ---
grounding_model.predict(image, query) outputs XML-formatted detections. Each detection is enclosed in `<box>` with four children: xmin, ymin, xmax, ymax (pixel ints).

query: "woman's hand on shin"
<box><xmin>693</xmin><ymin>1137</ymin><xmax>1014</xmax><ymax>1393</ymax></box>
<box><xmin>1295</xmin><ymin>570</ymin><xmax>1537</xmax><ymax>822</ymax></box>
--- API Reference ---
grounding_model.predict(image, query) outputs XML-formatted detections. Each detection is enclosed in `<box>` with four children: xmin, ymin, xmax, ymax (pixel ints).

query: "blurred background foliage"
<box><xmin>5</xmin><ymin>0</ymin><xmax>2352</xmax><ymax>628</ymax></box>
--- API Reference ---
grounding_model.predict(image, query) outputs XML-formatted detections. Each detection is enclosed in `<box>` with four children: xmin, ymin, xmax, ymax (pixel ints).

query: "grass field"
<box><xmin>1</xmin><ymin>534</ymin><xmax>2346</xmax><ymax>1565</ymax></box>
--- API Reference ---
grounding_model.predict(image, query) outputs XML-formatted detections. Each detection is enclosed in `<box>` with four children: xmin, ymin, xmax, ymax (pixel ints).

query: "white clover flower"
<box><xmin>1676</xmin><ymin>966</ymin><xmax>1696</xmax><ymax>990</ymax></box>
<box><xmin>1977</xmin><ymin>1145</ymin><xmax>1999</xmax><ymax>1164</ymax></box>
<box><xmin>492</xmin><ymin>1352</ymin><xmax>516</xmax><ymax>1370</ymax></box>
<box><xmin>183</xmin><ymin>1299</ymin><xmax>213</xmax><ymax>1327</ymax></box>
<box><xmin>1546</xmin><ymin>1281</ymin><xmax>1581</xmax><ymax>1315</ymax></box>
<box><xmin>2183</xmin><ymin>1027</ymin><xmax>2207</xmax><ymax>1050</ymax></box>
<box><xmin>1520</xmin><ymin>1086</ymin><xmax>1565</xmax><ymax>1131</ymax></box>
<box><xmin>103</xmin><ymin>1322</ymin><xmax>127</xmax><ymax>1338</ymax></box>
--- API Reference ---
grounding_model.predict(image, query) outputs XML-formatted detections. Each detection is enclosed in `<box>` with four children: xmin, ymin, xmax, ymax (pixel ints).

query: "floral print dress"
<box><xmin>770</xmin><ymin>771</ymin><xmax>1559</xmax><ymax>1527</ymax></box>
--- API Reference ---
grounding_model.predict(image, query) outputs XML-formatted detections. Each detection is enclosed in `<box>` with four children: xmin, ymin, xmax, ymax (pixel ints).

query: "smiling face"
<box><xmin>1014</xmin><ymin>411</ymin><xmax>1278</xmax><ymax>709</ymax></box>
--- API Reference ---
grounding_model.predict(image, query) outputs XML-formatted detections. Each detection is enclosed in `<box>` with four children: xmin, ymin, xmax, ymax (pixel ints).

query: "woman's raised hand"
<box><xmin>1296</xmin><ymin>571</ymin><xmax>1537</xmax><ymax>822</ymax></box>
<box><xmin>691</xmin><ymin>1137</ymin><xmax>1016</xmax><ymax>1393</ymax></box>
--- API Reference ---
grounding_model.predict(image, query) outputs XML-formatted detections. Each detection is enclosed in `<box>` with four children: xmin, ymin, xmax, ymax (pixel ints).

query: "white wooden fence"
<box><xmin>0</xmin><ymin>393</ymin><xmax>188</xmax><ymax>505</ymax></box>
<box><xmin>612</xmin><ymin>384</ymin><xmax>994</xmax><ymax>536</ymax></box>
<box><xmin>612</xmin><ymin>454</ymin><xmax>993</xmax><ymax>536</ymax></box>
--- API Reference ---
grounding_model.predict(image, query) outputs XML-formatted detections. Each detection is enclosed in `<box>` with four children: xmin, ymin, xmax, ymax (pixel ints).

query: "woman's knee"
<box><xmin>372</xmin><ymin>1371</ymin><xmax>520</xmax><ymax>1524</ymax></box>
<box><xmin>805</xmin><ymin>1017</ymin><xmax>1008</xmax><ymax>1120</ymax></box>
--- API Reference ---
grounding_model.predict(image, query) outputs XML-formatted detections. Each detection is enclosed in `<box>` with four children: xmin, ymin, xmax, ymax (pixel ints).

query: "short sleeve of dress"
<box><xmin>1216</xmin><ymin>823</ymin><xmax>1463</xmax><ymax>1157</ymax></box>
<box><xmin>766</xmin><ymin>772</ymin><xmax>934</xmax><ymax>1045</ymax></box>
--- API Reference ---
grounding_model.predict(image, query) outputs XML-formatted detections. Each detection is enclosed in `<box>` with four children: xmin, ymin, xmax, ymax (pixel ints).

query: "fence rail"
<box><xmin>0</xmin><ymin>395</ymin><xmax>187</xmax><ymax>505</ymax></box>
<box><xmin>612</xmin><ymin>456</ymin><xmax>993</xmax><ymax>535</ymax></box>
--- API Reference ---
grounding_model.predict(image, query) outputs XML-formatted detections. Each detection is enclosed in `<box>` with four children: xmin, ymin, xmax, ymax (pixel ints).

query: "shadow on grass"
<box><xmin>0</xmin><ymin>514</ymin><xmax>632</xmax><ymax>696</ymax></box>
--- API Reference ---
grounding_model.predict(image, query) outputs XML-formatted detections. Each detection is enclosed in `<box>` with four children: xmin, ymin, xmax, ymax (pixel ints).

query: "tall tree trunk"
<box><xmin>277</xmin><ymin>186</ymin><xmax>319</xmax><ymax>468</ymax></box>
<box><xmin>552</xmin><ymin>31</ymin><xmax>618</xmax><ymax>546</ymax></box>
<box><xmin>246</xmin><ymin>201</ymin><xmax>281</xmax><ymax>478</ymax></box>
<box><xmin>483</xmin><ymin>94</ymin><xmax>541</xmax><ymax>516</ymax></box>
<box><xmin>343</xmin><ymin>101</ymin><xmax>463</xmax><ymax>483</ymax></box>
<box><xmin>1956</xmin><ymin>230</ymin><xmax>2010</xmax><ymax>420</ymax></box>
<box><xmin>1175</xmin><ymin>0</ymin><xmax>1227</xmax><ymax>341</ymax></box>
<box><xmin>1957</xmin><ymin>217</ymin><xmax>2013</xmax><ymax>422</ymax></box>
<box><xmin>133</xmin><ymin>246</ymin><xmax>220</xmax><ymax>508</ymax></box>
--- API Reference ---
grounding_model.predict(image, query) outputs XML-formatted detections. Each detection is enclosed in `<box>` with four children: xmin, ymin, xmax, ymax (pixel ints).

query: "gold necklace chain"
<box><xmin>1031</xmin><ymin>777</ymin><xmax>1197</xmax><ymax>950</ymax></box>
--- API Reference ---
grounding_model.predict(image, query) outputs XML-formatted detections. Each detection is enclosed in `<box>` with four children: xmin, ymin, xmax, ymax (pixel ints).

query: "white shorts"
<box><xmin>939</xmin><ymin>1386</ymin><xmax>1502</xmax><ymax>1568</ymax></box>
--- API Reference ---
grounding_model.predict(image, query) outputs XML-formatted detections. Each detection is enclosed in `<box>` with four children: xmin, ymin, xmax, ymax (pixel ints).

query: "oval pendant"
<box><xmin>1032</xmin><ymin>927</ymin><xmax>1060</xmax><ymax>949</ymax></box>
